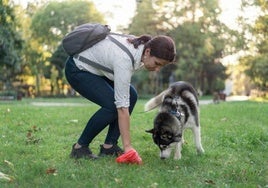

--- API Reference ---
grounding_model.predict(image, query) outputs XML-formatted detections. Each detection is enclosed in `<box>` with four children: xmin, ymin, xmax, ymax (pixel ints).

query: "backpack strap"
<box><xmin>108</xmin><ymin>34</ymin><xmax>135</xmax><ymax>68</ymax></box>
<box><xmin>73</xmin><ymin>54</ymin><xmax>114</xmax><ymax>74</ymax></box>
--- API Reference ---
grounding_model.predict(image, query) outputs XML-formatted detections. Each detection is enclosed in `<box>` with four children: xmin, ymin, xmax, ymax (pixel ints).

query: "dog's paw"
<box><xmin>160</xmin><ymin>148</ymin><xmax>172</xmax><ymax>159</ymax></box>
<box><xmin>173</xmin><ymin>153</ymin><xmax>181</xmax><ymax>160</ymax></box>
<box><xmin>197</xmin><ymin>147</ymin><xmax>205</xmax><ymax>154</ymax></box>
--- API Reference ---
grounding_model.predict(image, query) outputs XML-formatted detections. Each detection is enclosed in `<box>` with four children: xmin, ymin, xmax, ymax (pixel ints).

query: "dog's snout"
<box><xmin>173</xmin><ymin>134</ymin><xmax>182</xmax><ymax>142</ymax></box>
<box><xmin>160</xmin><ymin>156</ymin><xmax>167</xmax><ymax>160</ymax></box>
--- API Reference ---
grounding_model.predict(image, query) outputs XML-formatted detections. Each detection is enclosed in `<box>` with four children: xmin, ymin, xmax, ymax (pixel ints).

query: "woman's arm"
<box><xmin>117</xmin><ymin>107</ymin><xmax>133</xmax><ymax>152</ymax></box>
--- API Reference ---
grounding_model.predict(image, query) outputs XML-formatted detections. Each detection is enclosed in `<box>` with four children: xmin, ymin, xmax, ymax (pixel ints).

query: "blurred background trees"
<box><xmin>130</xmin><ymin>0</ymin><xmax>234</xmax><ymax>94</ymax></box>
<box><xmin>240</xmin><ymin>0</ymin><xmax>268</xmax><ymax>92</ymax></box>
<box><xmin>0</xmin><ymin>0</ymin><xmax>23</xmax><ymax>93</ymax></box>
<box><xmin>0</xmin><ymin>0</ymin><xmax>267</xmax><ymax>98</ymax></box>
<box><xmin>26</xmin><ymin>0</ymin><xmax>104</xmax><ymax>96</ymax></box>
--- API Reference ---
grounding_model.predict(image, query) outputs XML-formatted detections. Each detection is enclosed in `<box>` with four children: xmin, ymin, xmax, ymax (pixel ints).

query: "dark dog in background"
<box><xmin>145</xmin><ymin>81</ymin><xmax>204</xmax><ymax>160</ymax></box>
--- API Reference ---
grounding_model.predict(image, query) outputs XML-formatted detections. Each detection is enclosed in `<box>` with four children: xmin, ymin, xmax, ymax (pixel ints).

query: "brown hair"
<box><xmin>128</xmin><ymin>35</ymin><xmax>176</xmax><ymax>62</ymax></box>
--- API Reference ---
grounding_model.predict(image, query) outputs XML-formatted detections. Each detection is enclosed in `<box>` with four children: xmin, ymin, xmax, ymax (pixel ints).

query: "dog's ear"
<box><xmin>145</xmin><ymin>129</ymin><xmax>154</xmax><ymax>134</ymax></box>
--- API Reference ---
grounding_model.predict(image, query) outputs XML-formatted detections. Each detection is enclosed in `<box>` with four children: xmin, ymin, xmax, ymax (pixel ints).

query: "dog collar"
<box><xmin>169</xmin><ymin>110</ymin><xmax>184</xmax><ymax>120</ymax></box>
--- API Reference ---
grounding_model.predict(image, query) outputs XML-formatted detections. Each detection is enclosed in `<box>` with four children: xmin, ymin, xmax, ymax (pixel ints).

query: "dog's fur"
<box><xmin>145</xmin><ymin>81</ymin><xmax>204</xmax><ymax>160</ymax></box>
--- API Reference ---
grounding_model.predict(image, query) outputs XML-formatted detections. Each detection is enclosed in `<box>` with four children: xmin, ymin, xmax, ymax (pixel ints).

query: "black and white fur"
<box><xmin>145</xmin><ymin>81</ymin><xmax>204</xmax><ymax>160</ymax></box>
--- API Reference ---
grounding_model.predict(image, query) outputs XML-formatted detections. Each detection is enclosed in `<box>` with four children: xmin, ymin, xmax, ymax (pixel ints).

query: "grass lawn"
<box><xmin>0</xmin><ymin>97</ymin><xmax>267</xmax><ymax>188</ymax></box>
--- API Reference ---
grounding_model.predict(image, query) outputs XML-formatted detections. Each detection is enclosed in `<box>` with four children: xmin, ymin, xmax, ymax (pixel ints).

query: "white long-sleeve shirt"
<box><xmin>73</xmin><ymin>34</ymin><xmax>144</xmax><ymax>108</ymax></box>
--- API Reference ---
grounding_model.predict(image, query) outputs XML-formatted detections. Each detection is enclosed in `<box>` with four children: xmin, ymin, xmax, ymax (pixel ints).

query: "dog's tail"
<box><xmin>144</xmin><ymin>89</ymin><xmax>170</xmax><ymax>111</ymax></box>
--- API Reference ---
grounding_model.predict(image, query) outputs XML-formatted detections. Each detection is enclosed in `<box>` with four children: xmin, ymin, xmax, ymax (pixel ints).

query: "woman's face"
<box><xmin>142</xmin><ymin>48</ymin><xmax>170</xmax><ymax>72</ymax></box>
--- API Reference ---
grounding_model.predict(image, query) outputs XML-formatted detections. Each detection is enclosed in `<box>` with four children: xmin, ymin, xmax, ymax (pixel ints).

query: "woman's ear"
<box><xmin>144</xmin><ymin>48</ymin><xmax>151</xmax><ymax>56</ymax></box>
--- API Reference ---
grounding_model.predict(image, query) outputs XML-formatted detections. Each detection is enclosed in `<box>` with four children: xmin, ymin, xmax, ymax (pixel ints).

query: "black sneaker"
<box><xmin>70</xmin><ymin>144</ymin><xmax>98</xmax><ymax>159</ymax></box>
<box><xmin>99</xmin><ymin>144</ymin><xmax>124</xmax><ymax>157</ymax></box>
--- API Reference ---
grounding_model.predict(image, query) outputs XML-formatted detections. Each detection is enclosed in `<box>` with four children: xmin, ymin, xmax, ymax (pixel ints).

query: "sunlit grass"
<box><xmin>250</xmin><ymin>96</ymin><xmax>268</xmax><ymax>102</ymax></box>
<box><xmin>0</xmin><ymin>98</ymin><xmax>267</xmax><ymax>187</ymax></box>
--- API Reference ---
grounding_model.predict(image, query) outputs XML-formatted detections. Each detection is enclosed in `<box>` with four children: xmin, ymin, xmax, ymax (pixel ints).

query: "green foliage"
<box><xmin>2</xmin><ymin>0</ymin><xmax>267</xmax><ymax>96</ymax></box>
<box><xmin>49</xmin><ymin>45</ymin><xmax>68</xmax><ymax>79</ymax></box>
<box><xmin>0</xmin><ymin>98</ymin><xmax>267</xmax><ymax>187</ymax></box>
<box><xmin>130</xmin><ymin>0</ymin><xmax>185</xmax><ymax>95</ymax></box>
<box><xmin>239</xmin><ymin>0</ymin><xmax>268</xmax><ymax>91</ymax></box>
<box><xmin>27</xmin><ymin>0</ymin><xmax>105</xmax><ymax>95</ymax></box>
<box><xmin>241</xmin><ymin>54</ymin><xmax>268</xmax><ymax>90</ymax></box>
<box><xmin>31</xmin><ymin>0</ymin><xmax>105</xmax><ymax>49</ymax></box>
<box><xmin>130</xmin><ymin>0</ymin><xmax>236</xmax><ymax>94</ymax></box>
<box><xmin>129</xmin><ymin>0</ymin><xmax>159</xmax><ymax>35</ymax></box>
<box><xmin>171</xmin><ymin>1</ymin><xmax>230</xmax><ymax>93</ymax></box>
<box><xmin>0</xmin><ymin>0</ymin><xmax>24</xmax><ymax>89</ymax></box>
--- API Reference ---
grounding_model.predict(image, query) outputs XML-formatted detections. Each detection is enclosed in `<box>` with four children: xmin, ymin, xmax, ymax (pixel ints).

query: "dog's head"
<box><xmin>146</xmin><ymin>112</ymin><xmax>183</xmax><ymax>151</ymax></box>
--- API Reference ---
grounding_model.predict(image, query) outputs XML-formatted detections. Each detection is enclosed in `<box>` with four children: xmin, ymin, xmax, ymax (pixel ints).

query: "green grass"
<box><xmin>0</xmin><ymin>98</ymin><xmax>267</xmax><ymax>188</ymax></box>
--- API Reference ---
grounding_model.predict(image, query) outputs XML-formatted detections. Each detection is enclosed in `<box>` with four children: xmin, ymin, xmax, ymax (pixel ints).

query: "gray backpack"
<box><xmin>62</xmin><ymin>23</ymin><xmax>134</xmax><ymax>73</ymax></box>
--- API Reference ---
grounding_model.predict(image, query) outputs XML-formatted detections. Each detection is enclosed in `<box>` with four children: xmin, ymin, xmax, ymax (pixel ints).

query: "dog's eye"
<box><xmin>160</xmin><ymin>134</ymin><xmax>167</xmax><ymax>139</ymax></box>
<box><xmin>160</xmin><ymin>133</ymin><xmax>173</xmax><ymax>141</ymax></box>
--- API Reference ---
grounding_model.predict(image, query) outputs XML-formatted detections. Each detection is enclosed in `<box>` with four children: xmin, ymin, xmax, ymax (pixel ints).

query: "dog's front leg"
<box><xmin>174</xmin><ymin>142</ymin><xmax>182</xmax><ymax>160</ymax></box>
<box><xmin>192</xmin><ymin>126</ymin><xmax>205</xmax><ymax>154</ymax></box>
<box><xmin>160</xmin><ymin>148</ymin><xmax>172</xmax><ymax>159</ymax></box>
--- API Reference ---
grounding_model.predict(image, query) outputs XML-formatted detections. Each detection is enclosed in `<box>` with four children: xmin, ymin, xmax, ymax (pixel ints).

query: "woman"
<box><xmin>65</xmin><ymin>33</ymin><xmax>176</xmax><ymax>164</ymax></box>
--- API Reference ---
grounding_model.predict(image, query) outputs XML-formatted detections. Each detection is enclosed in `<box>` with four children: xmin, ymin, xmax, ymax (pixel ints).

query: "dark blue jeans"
<box><xmin>65</xmin><ymin>57</ymin><xmax>138</xmax><ymax>147</ymax></box>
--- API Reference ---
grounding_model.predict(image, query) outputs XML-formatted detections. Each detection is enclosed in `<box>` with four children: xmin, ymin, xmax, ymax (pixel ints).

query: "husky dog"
<box><xmin>145</xmin><ymin>81</ymin><xmax>204</xmax><ymax>160</ymax></box>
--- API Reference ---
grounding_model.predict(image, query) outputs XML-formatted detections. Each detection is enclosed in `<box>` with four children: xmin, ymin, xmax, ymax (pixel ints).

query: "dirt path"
<box><xmin>30</xmin><ymin>102</ymin><xmax>90</xmax><ymax>107</ymax></box>
<box><xmin>30</xmin><ymin>96</ymin><xmax>249</xmax><ymax>107</ymax></box>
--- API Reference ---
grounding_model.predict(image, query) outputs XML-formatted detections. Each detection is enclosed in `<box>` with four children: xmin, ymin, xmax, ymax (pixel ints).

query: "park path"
<box><xmin>30</xmin><ymin>96</ymin><xmax>249</xmax><ymax>107</ymax></box>
<box><xmin>199</xmin><ymin>95</ymin><xmax>250</xmax><ymax>105</ymax></box>
<box><xmin>30</xmin><ymin>102</ymin><xmax>90</xmax><ymax>107</ymax></box>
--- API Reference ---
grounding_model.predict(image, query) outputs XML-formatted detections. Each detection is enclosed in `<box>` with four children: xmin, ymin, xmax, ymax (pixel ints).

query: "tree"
<box><xmin>129</xmin><ymin>0</ymin><xmax>179</xmax><ymax>94</ymax></box>
<box><xmin>241</xmin><ymin>55</ymin><xmax>267</xmax><ymax>90</ymax></box>
<box><xmin>0</xmin><ymin>0</ymin><xmax>23</xmax><ymax>91</ymax></box>
<box><xmin>29</xmin><ymin>0</ymin><xmax>105</xmax><ymax>95</ymax></box>
<box><xmin>129</xmin><ymin>0</ymin><xmax>236</xmax><ymax>94</ymax></box>
<box><xmin>31</xmin><ymin>0</ymin><xmax>105</xmax><ymax>52</ymax></box>
<box><xmin>168</xmin><ymin>0</ymin><xmax>235</xmax><ymax>94</ymax></box>
<box><xmin>240</xmin><ymin>0</ymin><xmax>268</xmax><ymax>91</ymax></box>
<box><xmin>129</xmin><ymin>0</ymin><xmax>160</xmax><ymax>35</ymax></box>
